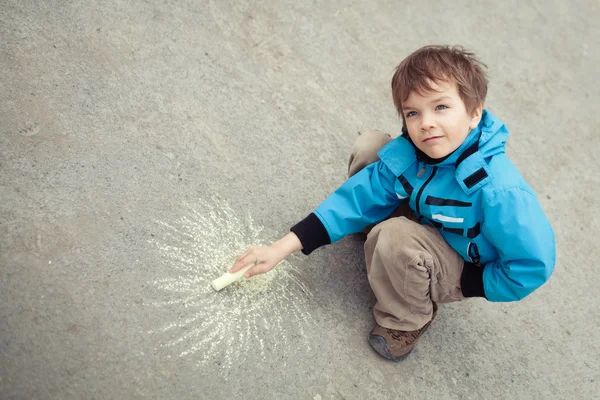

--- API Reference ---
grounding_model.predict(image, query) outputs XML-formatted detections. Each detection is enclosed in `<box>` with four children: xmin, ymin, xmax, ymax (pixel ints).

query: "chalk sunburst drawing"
<box><xmin>147</xmin><ymin>197</ymin><xmax>315</xmax><ymax>368</ymax></box>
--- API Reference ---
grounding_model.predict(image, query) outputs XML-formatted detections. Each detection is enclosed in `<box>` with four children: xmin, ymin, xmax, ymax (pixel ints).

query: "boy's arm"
<box><xmin>462</xmin><ymin>187</ymin><xmax>556</xmax><ymax>301</ymax></box>
<box><xmin>291</xmin><ymin>160</ymin><xmax>400</xmax><ymax>255</ymax></box>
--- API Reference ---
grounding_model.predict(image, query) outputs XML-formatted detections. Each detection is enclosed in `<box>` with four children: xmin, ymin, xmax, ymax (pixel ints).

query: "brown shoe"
<box><xmin>368</xmin><ymin>303</ymin><xmax>438</xmax><ymax>361</ymax></box>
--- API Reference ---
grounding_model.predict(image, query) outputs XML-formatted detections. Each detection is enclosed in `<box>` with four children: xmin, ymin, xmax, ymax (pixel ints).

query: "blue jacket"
<box><xmin>291</xmin><ymin>110</ymin><xmax>556</xmax><ymax>302</ymax></box>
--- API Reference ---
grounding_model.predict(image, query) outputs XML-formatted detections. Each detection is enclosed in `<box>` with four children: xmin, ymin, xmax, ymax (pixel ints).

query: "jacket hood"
<box><xmin>477</xmin><ymin>109</ymin><xmax>509</xmax><ymax>159</ymax></box>
<box><xmin>430</xmin><ymin>109</ymin><xmax>509</xmax><ymax>167</ymax></box>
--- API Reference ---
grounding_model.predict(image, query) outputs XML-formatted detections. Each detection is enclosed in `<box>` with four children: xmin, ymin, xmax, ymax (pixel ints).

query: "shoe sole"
<box><xmin>368</xmin><ymin>335</ymin><xmax>414</xmax><ymax>361</ymax></box>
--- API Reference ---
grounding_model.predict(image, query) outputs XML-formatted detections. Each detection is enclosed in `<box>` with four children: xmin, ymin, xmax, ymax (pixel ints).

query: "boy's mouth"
<box><xmin>423</xmin><ymin>136</ymin><xmax>443</xmax><ymax>143</ymax></box>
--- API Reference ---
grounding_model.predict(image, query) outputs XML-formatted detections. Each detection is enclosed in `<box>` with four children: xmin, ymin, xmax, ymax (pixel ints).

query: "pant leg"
<box><xmin>364</xmin><ymin>216</ymin><xmax>465</xmax><ymax>331</ymax></box>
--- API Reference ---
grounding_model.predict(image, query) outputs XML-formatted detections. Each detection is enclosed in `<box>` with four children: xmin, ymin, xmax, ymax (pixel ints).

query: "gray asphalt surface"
<box><xmin>1</xmin><ymin>0</ymin><xmax>599</xmax><ymax>399</ymax></box>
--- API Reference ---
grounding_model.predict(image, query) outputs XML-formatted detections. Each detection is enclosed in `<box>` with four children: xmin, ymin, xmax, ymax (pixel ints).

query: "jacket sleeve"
<box><xmin>480</xmin><ymin>187</ymin><xmax>556</xmax><ymax>302</ymax></box>
<box><xmin>312</xmin><ymin>160</ymin><xmax>400</xmax><ymax>244</ymax></box>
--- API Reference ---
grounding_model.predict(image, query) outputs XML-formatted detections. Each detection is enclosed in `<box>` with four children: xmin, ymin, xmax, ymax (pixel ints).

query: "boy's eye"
<box><xmin>436</xmin><ymin>104</ymin><xmax>448</xmax><ymax>111</ymax></box>
<box><xmin>405</xmin><ymin>111</ymin><xmax>417</xmax><ymax>118</ymax></box>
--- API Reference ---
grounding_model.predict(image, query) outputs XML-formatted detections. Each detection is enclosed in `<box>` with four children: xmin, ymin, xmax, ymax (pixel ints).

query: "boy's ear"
<box><xmin>469</xmin><ymin>103</ymin><xmax>484</xmax><ymax>129</ymax></box>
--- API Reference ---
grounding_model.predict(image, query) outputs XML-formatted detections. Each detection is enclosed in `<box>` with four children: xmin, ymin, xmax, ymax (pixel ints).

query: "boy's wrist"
<box><xmin>271</xmin><ymin>232</ymin><xmax>303</xmax><ymax>260</ymax></box>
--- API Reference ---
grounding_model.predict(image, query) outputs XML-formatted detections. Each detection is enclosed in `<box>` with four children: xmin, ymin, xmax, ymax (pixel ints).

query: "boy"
<box><xmin>229</xmin><ymin>45</ymin><xmax>556</xmax><ymax>361</ymax></box>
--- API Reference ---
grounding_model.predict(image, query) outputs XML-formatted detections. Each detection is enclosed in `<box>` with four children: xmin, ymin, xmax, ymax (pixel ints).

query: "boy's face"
<box><xmin>402</xmin><ymin>80</ymin><xmax>483</xmax><ymax>159</ymax></box>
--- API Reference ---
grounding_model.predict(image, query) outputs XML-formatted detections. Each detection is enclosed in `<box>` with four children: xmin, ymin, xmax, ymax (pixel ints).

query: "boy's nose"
<box><xmin>420</xmin><ymin>116</ymin><xmax>435</xmax><ymax>131</ymax></box>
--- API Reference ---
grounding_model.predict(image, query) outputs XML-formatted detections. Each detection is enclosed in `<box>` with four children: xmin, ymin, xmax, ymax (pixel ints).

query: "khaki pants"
<box><xmin>349</xmin><ymin>131</ymin><xmax>466</xmax><ymax>331</ymax></box>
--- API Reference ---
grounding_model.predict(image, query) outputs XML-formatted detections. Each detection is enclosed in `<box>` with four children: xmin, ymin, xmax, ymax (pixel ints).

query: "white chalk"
<box><xmin>211</xmin><ymin>263</ymin><xmax>256</xmax><ymax>291</ymax></box>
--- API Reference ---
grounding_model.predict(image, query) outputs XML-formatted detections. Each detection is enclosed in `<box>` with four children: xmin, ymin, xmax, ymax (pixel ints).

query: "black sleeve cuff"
<box><xmin>290</xmin><ymin>213</ymin><xmax>331</xmax><ymax>255</ymax></box>
<box><xmin>460</xmin><ymin>262</ymin><xmax>486</xmax><ymax>298</ymax></box>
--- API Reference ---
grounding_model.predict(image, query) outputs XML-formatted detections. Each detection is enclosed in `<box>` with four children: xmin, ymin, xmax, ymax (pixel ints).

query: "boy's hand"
<box><xmin>228</xmin><ymin>232</ymin><xmax>303</xmax><ymax>278</ymax></box>
<box><xmin>228</xmin><ymin>246</ymin><xmax>285</xmax><ymax>278</ymax></box>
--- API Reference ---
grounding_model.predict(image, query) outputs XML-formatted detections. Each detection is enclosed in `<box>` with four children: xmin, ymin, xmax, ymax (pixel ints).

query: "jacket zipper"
<box><xmin>417</xmin><ymin>162</ymin><xmax>427</xmax><ymax>178</ymax></box>
<box><xmin>416</xmin><ymin>166</ymin><xmax>437</xmax><ymax>215</ymax></box>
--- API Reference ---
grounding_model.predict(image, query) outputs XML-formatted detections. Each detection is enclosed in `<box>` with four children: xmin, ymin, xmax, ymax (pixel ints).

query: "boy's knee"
<box><xmin>358</xmin><ymin>129</ymin><xmax>391</xmax><ymax>140</ymax></box>
<box><xmin>348</xmin><ymin>130</ymin><xmax>392</xmax><ymax>177</ymax></box>
<box><xmin>353</xmin><ymin>130</ymin><xmax>392</xmax><ymax>155</ymax></box>
<box><xmin>348</xmin><ymin>131</ymin><xmax>392</xmax><ymax>177</ymax></box>
<box><xmin>367</xmin><ymin>217</ymin><xmax>417</xmax><ymax>253</ymax></box>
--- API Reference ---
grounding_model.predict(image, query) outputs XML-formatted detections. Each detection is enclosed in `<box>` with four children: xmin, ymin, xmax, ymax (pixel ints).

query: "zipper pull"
<box><xmin>417</xmin><ymin>163</ymin><xmax>427</xmax><ymax>178</ymax></box>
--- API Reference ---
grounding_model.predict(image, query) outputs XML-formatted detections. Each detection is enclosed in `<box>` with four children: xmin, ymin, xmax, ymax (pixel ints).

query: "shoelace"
<box><xmin>386</xmin><ymin>328</ymin><xmax>421</xmax><ymax>342</ymax></box>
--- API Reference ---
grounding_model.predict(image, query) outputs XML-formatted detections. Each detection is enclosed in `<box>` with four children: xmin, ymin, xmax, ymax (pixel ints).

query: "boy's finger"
<box><xmin>234</xmin><ymin>248</ymin><xmax>253</xmax><ymax>264</ymax></box>
<box><xmin>230</xmin><ymin>250</ymin><xmax>254</xmax><ymax>272</ymax></box>
<box><xmin>230</xmin><ymin>255</ymin><xmax>257</xmax><ymax>273</ymax></box>
<box><xmin>243</xmin><ymin>263</ymin><xmax>259</xmax><ymax>278</ymax></box>
<box><xmin>229</xmin><ymin>260</ymin><xmax>247</xmax><ymax>273</ymax></box>
<box><xmin>229</xmin><ymin>262</ymin><xmax>244</xmax><ymax>273</ymax></box>
<box><xmin>244</xmin><ymin>262</ymin><xmax>268</xmax><ymax>278</ymax></box>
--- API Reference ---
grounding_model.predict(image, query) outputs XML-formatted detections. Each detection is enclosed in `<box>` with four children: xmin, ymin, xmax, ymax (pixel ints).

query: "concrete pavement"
<box><xmin>1</xmin><ymin>0</ymin><xmax>598</xmax><ymax>398</ymax></box>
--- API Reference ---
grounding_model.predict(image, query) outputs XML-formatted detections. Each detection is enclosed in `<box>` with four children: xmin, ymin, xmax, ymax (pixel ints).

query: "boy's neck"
<box><xmin>415</xmin><ymin>147</ymin><xmax>456</xmax><ymax>165</ymax></box>
<box><xmin>402</xmin><ymin>131</ymin><xmax>458</xmax><ymax>165</ymax></box>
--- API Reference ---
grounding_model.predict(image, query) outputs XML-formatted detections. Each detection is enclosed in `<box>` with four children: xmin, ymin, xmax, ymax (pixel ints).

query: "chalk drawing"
<box><xmin>147</xmin><ymin>197</ymin><xmax>315</xmax><ymax>369</ymax></box>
